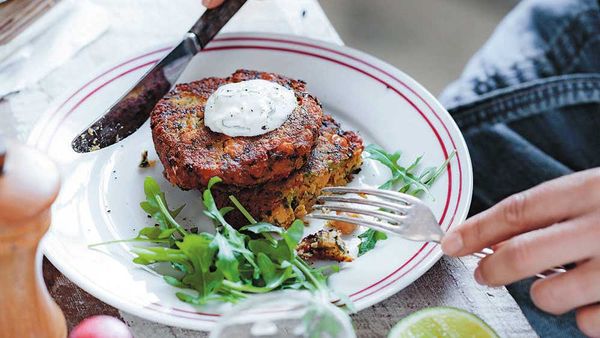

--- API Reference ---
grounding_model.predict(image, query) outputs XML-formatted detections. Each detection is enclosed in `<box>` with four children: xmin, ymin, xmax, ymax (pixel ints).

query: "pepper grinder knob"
<box><xmin>0</xmin><ymin>138</ymin><xmax>67</xmax><ymax>337</ymax></box>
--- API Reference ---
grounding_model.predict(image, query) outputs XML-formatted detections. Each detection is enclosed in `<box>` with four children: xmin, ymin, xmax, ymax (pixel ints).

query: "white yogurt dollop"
<box><xmin>204</xmin><ymin>79</ymin><xmax>297</xmax><ymax>137</ymax></box>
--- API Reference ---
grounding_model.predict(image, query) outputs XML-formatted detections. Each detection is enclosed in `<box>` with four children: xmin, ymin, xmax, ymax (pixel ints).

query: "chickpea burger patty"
<box><xmin>150</xmin><ymin>69</ymin><xmax>323</xmax><ymax>188</ymax></box>
<box><xmin>213</xmin><ymin>115</ymin><xmax>364</xmax><ymax>228</ymax></box>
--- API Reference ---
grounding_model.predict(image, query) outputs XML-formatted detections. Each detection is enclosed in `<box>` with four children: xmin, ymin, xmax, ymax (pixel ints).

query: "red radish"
<box><xmin>69</xmin><ymin>315</ymin><xmax>133</xmax><ymax>338</ymax></box>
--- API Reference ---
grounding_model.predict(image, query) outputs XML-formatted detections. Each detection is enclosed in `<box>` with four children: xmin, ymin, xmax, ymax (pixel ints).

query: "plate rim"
<box><xmin>29</xmin><ymin>32</ymin><xmax>473</xmax><ymax>331</ymax></box>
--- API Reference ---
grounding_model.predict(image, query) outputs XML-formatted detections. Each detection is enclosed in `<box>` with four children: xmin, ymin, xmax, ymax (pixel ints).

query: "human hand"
<box><xmin>441</xmin><ymin>169</ymin><xmax>600</xmax><ymax>337</ymax></box>
<box><xmin>202</xmin><ymin>0</ymin><xmax>225</xmax><ymax>9</ymax></box>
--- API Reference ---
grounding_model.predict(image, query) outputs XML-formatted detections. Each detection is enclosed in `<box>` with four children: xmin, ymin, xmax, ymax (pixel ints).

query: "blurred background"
<box><xmin>321</xmin><ymin>0</ymin><xmax>518</xmax><ymax>95</ymax></box>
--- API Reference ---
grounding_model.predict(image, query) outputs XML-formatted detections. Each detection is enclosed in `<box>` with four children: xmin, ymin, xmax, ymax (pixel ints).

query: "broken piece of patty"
<box><xmin>213</xmin><ymin>115</ymin><xmax>363</xmax><ymax>228</ymax></box>
<box><xmin>297</xmin><ymin>229</ymin><xmax>354</xmax><ymax>262</ymax></box>
<box><xmin>151</xmin><ymin>69</ymin><xmax>323</xmax><ymax>188</ymax></box>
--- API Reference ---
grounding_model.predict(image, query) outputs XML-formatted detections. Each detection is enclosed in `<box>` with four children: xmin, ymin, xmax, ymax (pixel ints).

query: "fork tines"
<box><xmin>312</xmin><ymin>204</ymin><xmax>402</xmax><ymax>224</ymax></box>
<box><xmin>321</xmin><ymin>186</ymin><xmax>420</xmax><ymax>205</ymax></box>
<box><xmin>316</xmin><ymin>195</ymin><xmax>410</xmax><ymax>215</ymax></box>
<box><xmin>307</xmin><ymin>186</ymin><xmax>414</xmax><ymax>234</ymax></box>
<box><xmin>307</xmin><ymin>212</ymin><xmax>402</xmax><ymax>234</ymax></box>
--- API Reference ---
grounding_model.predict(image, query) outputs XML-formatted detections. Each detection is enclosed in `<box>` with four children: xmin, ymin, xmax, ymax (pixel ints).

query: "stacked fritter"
<box><xmin>151</xmin><ymin>69</ymin><xmax>363</xmax><ymax>228</ymax></box>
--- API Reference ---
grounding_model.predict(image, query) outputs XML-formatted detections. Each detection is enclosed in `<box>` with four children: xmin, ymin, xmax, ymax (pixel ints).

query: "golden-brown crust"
<box><xmin>150</xmin><ymin>69</ymin><xmax>323</xmax><ymax>188</ymax></box>
<box><xmin>213</xmin><ymin>115</ymin><xmax>364</xmax><ymax>228</ymax></box>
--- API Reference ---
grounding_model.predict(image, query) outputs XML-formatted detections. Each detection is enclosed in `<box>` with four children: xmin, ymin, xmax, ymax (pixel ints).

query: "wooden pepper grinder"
<box><xmin>0</xmin><ymin>137</ymin><xmax>67</xmax><ymax>338</ymax></box>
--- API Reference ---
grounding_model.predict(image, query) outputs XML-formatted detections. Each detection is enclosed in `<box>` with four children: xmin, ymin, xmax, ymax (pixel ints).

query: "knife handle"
<box><xmin>189</xmin><ymin>0</ymin><xmax>247</xmax><ymax>48</ymax></box>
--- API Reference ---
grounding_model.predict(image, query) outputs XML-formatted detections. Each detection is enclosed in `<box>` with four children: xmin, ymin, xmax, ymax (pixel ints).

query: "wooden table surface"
<box><xmin>2</xmin><ymin>1</ymin><xmax>536</xmax><ymax>336</ymax></box>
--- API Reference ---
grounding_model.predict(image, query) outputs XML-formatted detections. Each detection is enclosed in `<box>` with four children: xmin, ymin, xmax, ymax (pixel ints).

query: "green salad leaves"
<box><xmin>357</xmin><ymin>229</ymin><xmax>388</xmax><ymax>256</ymax></box>
<box><xmin>365</xmin><ymin>144</ymin><xmax>455</xmax><ymax>197</ymax></box>
<box><xmin>92</xmin><ymin>143</ymin><xmax>456</xmax><ymax>304</ymax></box>
<box><xmin>357</xmin><ymin>145</ymin><xmax>456</xmax><ymax>256</ymax></box>
<box><xmin>95</xmin><ymin>176</ymin><xmax>333</xmax><ymax>305</ymax></box>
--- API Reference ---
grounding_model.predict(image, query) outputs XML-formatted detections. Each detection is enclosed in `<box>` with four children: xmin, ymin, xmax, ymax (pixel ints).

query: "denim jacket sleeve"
<box><xmin>438</xmin><ymin>0</ymin><xmax>600</xmax><ymax>215</ymax></box>
<box><xmin>438</xmin><ymin>1</ymin><xmax>600</xmax><ymax>337</ymax></box>
<box><xmin>440</xmin><ymin>0</ymin><xmax>600</xmax><ymax>109</ymax></box>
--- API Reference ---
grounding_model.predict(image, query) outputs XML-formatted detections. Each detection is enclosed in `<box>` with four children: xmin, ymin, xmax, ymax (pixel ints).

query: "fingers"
<box><xmin>203</xmin><ymin>0</ymin><xmax>225</xmax><ymax>8</ymax></box>
<box><xmin>442</xmin><ymin>169</ymin><xmax>600</xmax><ymax>257</ymax></box>
<box><xmin>530</xmin><ymin>259</ymin><xmax>600</xmax><ymax>315</ymax></box>
<box><xmin>577</xmin><ymin>303</ymin><xmax>600</xmax><ymax>338</ymax></box>
<box><xmin>473</xmin><ymin>212</ymin><xmax>600</xmax><ymax>286</ymax></box>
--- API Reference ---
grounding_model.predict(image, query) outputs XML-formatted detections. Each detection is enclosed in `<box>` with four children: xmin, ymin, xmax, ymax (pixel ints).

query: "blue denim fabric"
<box><xmin>439</xmin><ymin>0</ymin><xmax>600</xmax><ymax>337</ymax></box>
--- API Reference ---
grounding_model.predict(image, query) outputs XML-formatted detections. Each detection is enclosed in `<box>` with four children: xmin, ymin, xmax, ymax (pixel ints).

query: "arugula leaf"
<box><xmin>360</xmin><ymin>145</ymin><xmax>456</xmax><ymax>255</ymax></box>
<box><xmin>316</xmin><ymin>264</ymin><xmax>341</xmax><ymax>274</ymax></box>
<box><xmin>283</xmin><ymin>220</ymin><xmax>304</xmax><ymax>255</ymax></box>
<box><xmin>365</xmin><ymin>145</ymin><xmax>402</xmax><ymax>170</ymax></box>
<box><xmin>229</xmin><ymin>195</ymin><xmax>257</xmax><ymax>224</ymax></box>
<box><xmin>357</xmin><ymin>229</ymin><xmax>388</xmax><ymax>256</ymax></box>
<box><xmin>140</xmin><ymin>176</ymin><xmax>187</xmax><ymax>236</ymax></box>
<box><xmin>254</xmin><ymin>253</ymin><xmax>295</xmax><ymax>290</ymax></box>
<box><xmin>257</xmin><ymin>253</ymin><xmax>277</xmax><ymax>282</ymax></box>
<box><xmin>177</xmin><ymin>234</ymin><xmax>224</xmax><ymax>300</ymax></box>
<box><xmin>419</xmin><ymin>152</ymin><xmax>456</xmax><ymax>188</ymax></box>
<box><xmin>245</xmin><ymin>220</ymin><xmax>305</xmax><ymax>267</ymax></box>
<box><xmin>163</xmin><ymin>275</ymin><xmax>186</xmax><ymax>288</ymax></box>
<box><xmin>88</xmin><ymin>227</ymin><xmax>173</xmax><ymax>248</ymax></box>
<box><xmin>293</xmin><ymin>256</ymin><xmax>329</xmax><ymax>295</ymax></box>
<box><xmin>248</xmin><ymin>239</ymin><xmax>293</xmax><ymax>264</ymax></box>
<box><xmin>240</xmin><ymin>222</ymin><xmax>284</xmax><ymax>235</ymax></box>
<box><xmin>96</xmin><ymin>175</ymin><xmax>342</xmax><ymax>306</ymax></box>
<box><xmin>211</xmin><ymin>232</ymin><xmax>240</xmax><ymax>282</ymax></box>
<box><xmin>130</xmin><ymin>246</ymin><xmax>192</xmax><ymax>270</ymax></box>
<box><xmin>202</xmin><ymin>177</ymin><xmax>227</xmax><ymax>224</ymax></box>
<box><xmin>138</xmin><ymin>226</ymin><xmax>162</xmax><ymax>239</ymax></box>
<box><xmin>365</xmin><ymin>144</ymin><xmax>430</xmax><ymax>197</ymax></box>
<box><xmin>201</xmin><ymin>177</ymin><xmax>258</xmax><ymax>279</ymax></box>
<box><xmin>158</xmin><ymin>228</ymin><xmax>178</xmax><ymax>239</ymax></box>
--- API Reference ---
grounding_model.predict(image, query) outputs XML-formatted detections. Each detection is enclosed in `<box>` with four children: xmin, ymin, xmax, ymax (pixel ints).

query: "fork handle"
<box><xmin>469</xmin><ymin>248</ymin><xmax>565</xmax><ymax>279</ymax></box>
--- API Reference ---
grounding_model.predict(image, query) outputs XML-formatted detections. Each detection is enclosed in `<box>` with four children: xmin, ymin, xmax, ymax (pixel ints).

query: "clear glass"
<box><xmin>209</xmin><ymin>291</ymin><xmax>356</xmax><ymax>338</ymax></box>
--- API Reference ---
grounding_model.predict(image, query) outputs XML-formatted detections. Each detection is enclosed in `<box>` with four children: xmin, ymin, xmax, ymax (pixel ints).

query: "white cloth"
<box><xmin>0</xmin><ymin>0</ymin><xmax>109</xmax><ymax>97</ymax></box>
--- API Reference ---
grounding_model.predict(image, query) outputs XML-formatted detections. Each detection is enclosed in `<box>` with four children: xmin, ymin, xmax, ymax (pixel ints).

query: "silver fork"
<box><xmin>307</xmin><ymin>186</ymin><xmax>566</xmax><ymax>279</ymax></box>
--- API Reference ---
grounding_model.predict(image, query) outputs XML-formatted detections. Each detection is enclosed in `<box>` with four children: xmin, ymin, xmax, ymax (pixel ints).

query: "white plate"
<box><xmin>28</xmin><ymin>33</ymin><xmax>473</xmax><ymax>331</ymax></box>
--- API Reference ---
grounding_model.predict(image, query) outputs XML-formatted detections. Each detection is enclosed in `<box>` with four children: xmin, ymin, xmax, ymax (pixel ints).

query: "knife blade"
<box><xmin>72</xmin><ymin>0</ymin><xmax>246</xmax><ymax>153</ymax></box>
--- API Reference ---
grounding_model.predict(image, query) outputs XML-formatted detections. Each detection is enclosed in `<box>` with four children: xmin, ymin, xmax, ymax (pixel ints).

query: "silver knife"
<box><xmin>72</xmin><ymin>0</ymin><xmax>246</xmax><ymax>153</ymax></box>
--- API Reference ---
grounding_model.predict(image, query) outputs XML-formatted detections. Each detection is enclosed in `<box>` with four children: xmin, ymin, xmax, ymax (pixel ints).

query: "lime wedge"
<box><xmin>388</xmin><ymin>307</ymin><xmax>499</xmax><ymax>338</ymax></box>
